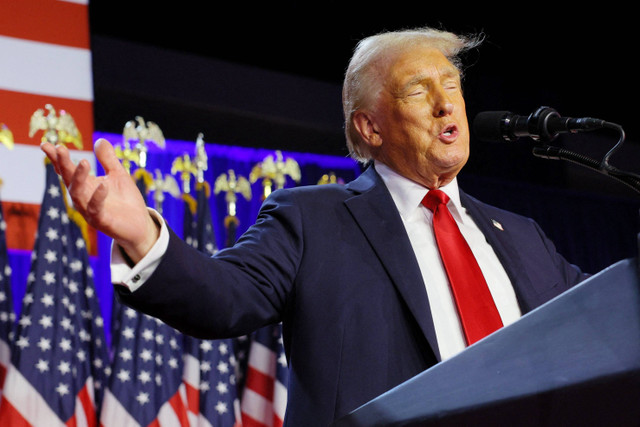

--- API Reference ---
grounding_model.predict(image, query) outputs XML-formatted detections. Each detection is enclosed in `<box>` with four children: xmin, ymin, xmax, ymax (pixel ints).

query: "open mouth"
<box><xmin>439</xmin><ymin>124</ymin><xmax>458</xmax><ymax>142</ymax></box>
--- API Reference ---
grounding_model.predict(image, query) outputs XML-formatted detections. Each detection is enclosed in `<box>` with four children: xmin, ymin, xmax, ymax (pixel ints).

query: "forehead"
<box><xmin>385</xmin><ymin>46</ymin><xmax>460</xmax><ymax>86</ymax></box>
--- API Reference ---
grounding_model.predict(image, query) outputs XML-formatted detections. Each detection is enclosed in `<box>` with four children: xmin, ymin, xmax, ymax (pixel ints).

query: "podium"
<box><xmin>333</xmin><ymin>258</ymin><xmax>640</xmax><ymax>426</ymax></box>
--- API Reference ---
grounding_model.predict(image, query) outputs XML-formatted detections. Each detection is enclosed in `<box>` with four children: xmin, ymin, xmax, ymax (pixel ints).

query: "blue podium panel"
<box><xmin>334</xmin><ymin>259</ymin><xmax>640</xmax><ymax>426</ymax></box>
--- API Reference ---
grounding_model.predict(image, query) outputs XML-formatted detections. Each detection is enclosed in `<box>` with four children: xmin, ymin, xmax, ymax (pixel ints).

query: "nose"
<box><xmin>432</xmin><ymin>86</ymin><xmax>454</xmax><ymax>117</ymax></box>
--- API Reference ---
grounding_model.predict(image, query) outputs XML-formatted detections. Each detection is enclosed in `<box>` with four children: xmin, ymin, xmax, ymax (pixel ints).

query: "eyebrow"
<box><xmin>397</xmin><ymin>67</ymin><xmax>460</xmax><ymax>95</ymax></box>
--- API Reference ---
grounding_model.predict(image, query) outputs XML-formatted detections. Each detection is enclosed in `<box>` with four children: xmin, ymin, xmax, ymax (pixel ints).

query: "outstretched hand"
<box><xmin>41</xmin><ymin>138</ymin><xmax>159</xmax><ymax>264</ymax></box>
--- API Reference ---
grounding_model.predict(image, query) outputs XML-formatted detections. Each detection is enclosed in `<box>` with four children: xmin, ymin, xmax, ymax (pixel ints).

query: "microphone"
<box><xmin>473</xmin><ymin>106</ymin><xmax>606</xmax><ymax>143</ymax></box>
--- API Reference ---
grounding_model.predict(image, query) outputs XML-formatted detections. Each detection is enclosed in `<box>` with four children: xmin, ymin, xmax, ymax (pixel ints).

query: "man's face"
<box><xmin>367</xmin><ymin>46</ymin><xmax>470</xmax><ymax>188</ymax></box>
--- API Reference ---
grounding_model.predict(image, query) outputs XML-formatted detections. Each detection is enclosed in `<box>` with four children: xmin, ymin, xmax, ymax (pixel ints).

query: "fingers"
<box><xmin>94</xmin><ymin>138</ymin><xmax>123</xmax><ymax>174</ymax></box>
<box><xmin>67</xmin><ymin>158</ymin><xmax>94</xmax><ymax>213</ymax></box>
<box><xmin>49</xmin><ymin>144</ymin><xmax>76</xmax><ymax>188</ymax></box>
<box><xmin>86</xmin><ymin>182</ymin><xmax>108</xmax><ymax>225</ymax></box>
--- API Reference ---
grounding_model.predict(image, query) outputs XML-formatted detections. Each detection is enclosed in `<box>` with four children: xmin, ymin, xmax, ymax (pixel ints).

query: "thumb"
<box><xmin>94</xmin><ymin>138</ymin><xmax>123</xmax><ymax>174</ymax></box>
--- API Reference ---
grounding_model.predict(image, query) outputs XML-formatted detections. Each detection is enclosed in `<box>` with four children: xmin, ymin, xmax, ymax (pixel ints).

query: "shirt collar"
<box><xmin>374</xmin><ymin>160</ymin><xmax>463</xmax><ymax>220</ymax></box>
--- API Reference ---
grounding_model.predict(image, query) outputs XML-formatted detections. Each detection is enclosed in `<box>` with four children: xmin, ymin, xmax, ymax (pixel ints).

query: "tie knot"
<box><xmin>421</xmin><ymin>189</ymin><xmax>450</xmax><ymax>212</ymax></box>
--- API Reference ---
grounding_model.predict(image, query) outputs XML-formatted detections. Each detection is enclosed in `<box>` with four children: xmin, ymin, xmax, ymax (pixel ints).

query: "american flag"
<box><xmin>182</xmin><ymin>183</ymin><xmax>242</xmax><ymax>426</ymax></box>
<box><xmin>100</xmin><ymin>304</ymin><xmax>190</xmax><ymax>426</ymax></box>
<box><xmin>0</xmin><ymin>198</ymin><xmax>15</xmax><ymax>396</ymax></box>
<box><xmin>101</xmin><ymin>167</ymin><xmax>190</xmax><ymax>426</ymax></box>
<box><xmin>0</xmin><ymin>162</ymin><xmax>109</xmax><ymax>425</ymax></box>
<box><xmin>240</xmin><ymin>323</ymin><xmax>288</xmax><ymax>427</ymax></box>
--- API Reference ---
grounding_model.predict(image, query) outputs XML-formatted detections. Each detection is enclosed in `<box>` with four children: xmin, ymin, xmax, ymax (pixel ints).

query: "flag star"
<box><xmin>60</xmin><ymin>317</ymin><xmax>73</xmax><ymax>330</ymax></box>
<box><xmin>155</xmin><ymin>374</ymin><xmax>162</xmax><ymax>386</ymax></box>
<box><xmin>55</xmin><ymin>383</ymin><xmax>69</xmax><ymax>397</ymax></box>
<box><xmin>216</xmin><ymin>381</ymin><xmax>229</xmax><ymax>394</ymax></box>
<box><xmin>200</xmin><ymin>341</ymin><xmax>213</xmax><ymax>353</ymax></box>
<box><xmin>58</xmin><ymin>361</ymin><xmax>71</xmax><ymax>375</ymax></box>
<box><xmin>78</xmin><ymin>329</ymin><xmax>90</xmax><ymax>341</ymax></box>
<box><xmin>35</xmin><ymin>359</ymin><xmax>49</xmax><ymax>373</ymax></box>
<box><xmin>138</xmin><ymin>370</ymin><xmax>152</xmax><ymax>384</ymax></box>
<box><xmin>142</xmin><ymin>329</ymin><xmax>154</xmax><ymax>341</ymax></box>
<box><xmin>168</xmin><ymin>357</ymin><xmax>179</xmax><ymax>369</ymax></box>
<box><xmin>93</xmin><ymin>357</ymin><xmax>104</xmax><ymax>369</ymax></box>
<box><xmin>116</xmin><ymin>369</ymin><xmax>131</xmax><ymax>382</ymax></box>
<box><xmin>44</xmin><ymin>249</ymin><xmax>58</xmax><ymax>263</ymax></box>
<box><xmin>199</xmin><ymin>381</ymin><xmax>210</xmax><ymax>392</ymax></box>
<box><xmin>18</xmin><ymin>315</ymin><xmax>31</xmax><ymax>327</ymax></box>
<box><xmin>85</xmin><ymin>287</ymin><xmax>94</xmax><ymax>298</ymax></box>
<box><xmin>45</xmin><ymin>227</ymin><xmax>59</xmax><ymax>241</ymax></box>
<box><xmin>125</xmin><ymin>308</ymin><xmax>138</xmax><ymax>319</ymax></box>
<box><xmin>139</xmin><ymin>349</ymin><xmax>153</xmax><ymax>362</ymax></box>
<box><xmin>155</xmin><ymin>333</ymin><xmax>164</xmax><ymax>345</ymax></box>
<box><xmin>68</xmin><ymin>280</ymin><xmax>79</xmax><ymax>293</ymax></box>
<box><xmin>155</xmin><ymin>354</ymin><xmax>163</xmax><ymax>366</ymax></box>
<box><xmin>135</xmin><ymin>392</ymin><xmax>150</xmax><ymax>405</ymax></box>
<box><xmin>46</xmin><ymin>206</ymin><xmax>60</xmax><ymax>220</ymax></box>
<box><xmin>42</xmin><ymin>271</ymin><xmax>56</xmax><ymax>285</ymax></box>
<box><xmin>218</xmin><ymin>342</ymin><xmax>229</xmax><ymax>355</ymax></box>
<box><xmin>15</xmin><ymin>336</ymin><xmax>29</xmax><ymax>351</ymax></box>
<box><xmin>217</xmin><ymin>361</ymin><xmax>229</xmax><ymax>375</ymax></box>
<box><xmin>69</xmin><ymin>260</ymin><xmax>82</xmax><ymax>273</ymax></box>
<box><xmin>48</xmin><ymin>185</ymin><xmax>61</xmax><ymax>198</ymax></box>
<box><xmin>119</xmin><ymin>348</ymin><xmax>133</xmax><ymax>361</ymax></box>
<box><xmin>59</xmin><ymin>338</ymin><xmax>72</xmax><ymax>352</ymax></box>
<box><xmin>122</xmin><ymin>327</ymin><xmax>135</xmax><ymax>339</ymax></box>
<box><xmin>169</xmin><ymin>337</ymin><xmax>178</xmax><ymax>349</ymax></box>
<box><xmin>76</xmin><ymin>349</ymin><xmax>86</xmax><ymax>362</ymax></box>
<box><xmin>75</xmin><ymin>237</ymin><xmax>85</xmax><ymax>249</ymax></box>
<box><xmin>278</xmin><ymin>352</ymin><xmax>287</xmax><ymax>367</ymax></box>
<box><xmin>41</xmin><ymin>294</ymin><xmax>54</xmax><ymax>307</ymax></box>
<box><xmin>200</xmin><ymin>361</ymin><xmax>212</xmax><ymax>373</ymax></box>
<box><xmin>215</xmin><ymin>401</ymin><xmax>228</xmax><ymax>415</ymax></box>
<box><xmin>37</xmin><ymin>337</ymin><xmax>51</xmax><ymax>352</ymax></box>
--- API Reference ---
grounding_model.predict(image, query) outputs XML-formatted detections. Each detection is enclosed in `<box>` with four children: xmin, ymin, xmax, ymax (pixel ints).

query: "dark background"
<box><xmin>86</xmin><ymin>3</ymin><xmax>640</xmax><ymax>272</ymax></box>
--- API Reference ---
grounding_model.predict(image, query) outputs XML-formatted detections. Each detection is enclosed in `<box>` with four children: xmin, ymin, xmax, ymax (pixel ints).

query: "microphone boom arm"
<box><xmin>532</xmin><ymin>121</ymin><xmax>640</xmax><ymax>194</ymax></box>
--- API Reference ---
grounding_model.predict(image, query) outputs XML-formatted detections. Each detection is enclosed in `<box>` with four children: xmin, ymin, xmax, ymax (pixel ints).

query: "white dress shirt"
<box><xmin>375</xmin><ymin>161</ymin><xmax>521</xmax><ymax>360</ymax></box>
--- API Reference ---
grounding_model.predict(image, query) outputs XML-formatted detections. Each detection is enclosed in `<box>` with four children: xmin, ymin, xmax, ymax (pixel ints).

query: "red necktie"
<box><xmin>422</xmin><ymin>189</ymin><xmax>503</xmax><ymax>345</ymax></box>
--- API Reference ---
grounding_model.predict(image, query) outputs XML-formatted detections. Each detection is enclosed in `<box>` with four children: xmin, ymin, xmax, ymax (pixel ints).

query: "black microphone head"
<box><xmin>472</xmin><ymin>111</ymin><xmax>512</xmax><ymax>142</ymax></box>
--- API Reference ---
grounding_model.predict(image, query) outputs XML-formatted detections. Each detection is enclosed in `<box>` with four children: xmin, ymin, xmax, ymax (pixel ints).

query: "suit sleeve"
<box><xmin>114</xmin><ymin>189</ymin><xmax>303</xmax><ymax>339</ymax></box>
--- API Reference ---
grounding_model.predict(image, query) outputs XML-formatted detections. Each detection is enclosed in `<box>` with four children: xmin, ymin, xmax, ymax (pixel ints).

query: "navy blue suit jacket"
<box><xmin>117</xmin><ymin>165</ymin><xmax>587</xmax><ymax>426</ymax></box>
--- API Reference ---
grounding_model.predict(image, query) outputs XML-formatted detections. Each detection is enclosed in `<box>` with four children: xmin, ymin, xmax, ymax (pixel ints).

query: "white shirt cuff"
<box><xmin>110</xmin><ymin>208</ymin><xmax>169</xmax><ymax>292</ymax></box>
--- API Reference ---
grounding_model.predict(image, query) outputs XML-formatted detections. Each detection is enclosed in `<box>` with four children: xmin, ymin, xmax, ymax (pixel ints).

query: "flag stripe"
<box><xmin>0</xmin><ymin>397</ymin><xmax>31</xmax><ymax>427</ymax></box>
<box><xmin>98</xmin><ymin>390</ymin><xmax>141</xmax><ymax>427</ymax></box>
<box><xmin>244</xmin><ymin>366</ymin><xmax>275</xmax><ymax>401</ymax></box>
<box><xmin>0</xmin><ymin>365</ymin><xmax>66</xmax><ymax>426</ymax></box>
<box><xmin>0</xmin><ymin>0</ymin><xmax>89</xmax><ymax>49</ymax></box>
<box><xmin>273</xmin><ymin>381</ymin><xmax>287</xmax><ymax>422</ymax></box>
<box><xmin>246</xmin><ymin>340</ymin><xmax>277</xmax><ymax>376</ymax></box>
<box><xmin>76</xmin><ymin>382</ymin><xmax>95</xmax><ymax>427</ymax></box>
<box><xmin>182</xmin><ymin>352</ymin><xmax>200</xmax><ymax>413</ymax></box>
<box><xmin>165</xmin><ymin>386</ymin><xmax>190</xmax><ymax>427</ymax></box>
<box><xmin>0</xmin><ymin>36</ymin><xmax>93</xmax><ymax>102</ymax></box>
<box><xmin>241</xmin><ymin>388</ymin><xmax>274</xmax><ymax>427</ymax></box>
<box><xmin>0</xmin><ymin>88</ymin><xmax>94</xmax><ymax>149</ymax></box>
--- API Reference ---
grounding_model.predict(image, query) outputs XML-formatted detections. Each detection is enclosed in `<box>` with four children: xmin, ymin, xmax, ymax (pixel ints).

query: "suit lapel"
<box><xmin>459</xmin><ymin>191</ymin><xmax>539</xmax><ymax>313</ymax></box>
<box><xmin>345</xmin><ymin>167</ymin><xmax>440</xmax><ymax>356</ymax></box>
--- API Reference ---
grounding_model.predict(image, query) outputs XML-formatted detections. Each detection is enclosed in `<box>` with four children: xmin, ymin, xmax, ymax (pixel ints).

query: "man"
<box><xmin>42</xmin><ymin>26</ymin><xmax>587</xmax><ymax>426</ymax></box>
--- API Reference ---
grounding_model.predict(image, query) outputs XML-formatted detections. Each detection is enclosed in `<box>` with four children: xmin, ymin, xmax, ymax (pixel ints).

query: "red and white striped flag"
<box><xmin>0</xmin><ymin>0</ymin><xmax>96</xmax><ymax>253</ymax></box>
<box><xmin>240</xmin><ymin>324</ymin><xmax>288</xmax><ymax>427</ymax></box>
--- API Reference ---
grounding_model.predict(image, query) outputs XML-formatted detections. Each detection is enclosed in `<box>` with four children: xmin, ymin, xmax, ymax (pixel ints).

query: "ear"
<box><xmin>352</xmin><ymin>110</ymin><xmax>383</xmax><ymax>148</ymax></box>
